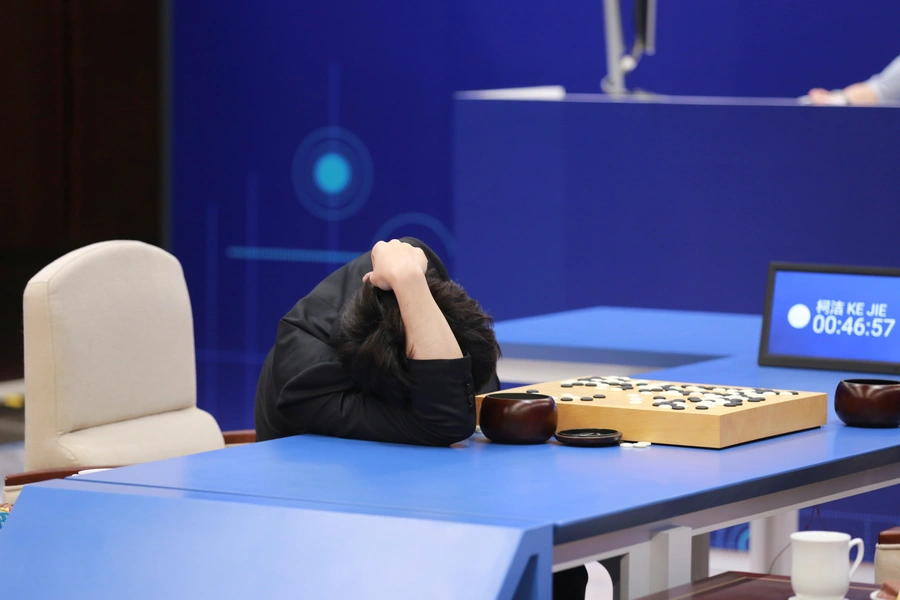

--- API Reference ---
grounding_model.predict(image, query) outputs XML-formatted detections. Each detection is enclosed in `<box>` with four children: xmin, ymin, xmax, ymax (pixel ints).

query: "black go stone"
<box><xmin>584</xmin><ymin>382</ymin><xmax>597</xmax><ymax>387</ymax></box>
<box><xmin>577</xmin><ymin>378</ymin><xmax>594</xmax><ymax>381</ymax></box>
<box><xmin>561</xmin><ymin>383</ymin><xmax>573</xmax><ymax>388</ymax></box>
<box><xmin>573</xmin><ymin>382</ymin><xmax>584</xmax><ymax>386</ymax></box>
<box><xmin>593</xmin><ymin>394</ymin><xmax>606</xmax><ymax>399</ymax></box>
<box><xmin>748</xmin><ymin>398</ymin><xmax>765</xmax><ymax>402</ymax></box>
<box><xmin>561</xmin><ymin>397</ymin><xmax>573</xmax><ymax>401</ymax></box>
<box><xmin>653</xmin><ymin>396</ymin><xmax>666</xmax><ymax>400</ymax></box>
<box><xmin>695</xmin><ymin>405</ymin><xmax>709</xmax><ymax>410</ymax></box>
<box><xmin>724</xmin><ymin>402</ymin><xmax>741</xmax><ymax>407</ymax></box>
<box><xmin>688</xmin><ymin>397</ymin><xmax>702</xmax><ymax>402</ymax></box>
<box><xmin>581</xmin><ymin>397</ymin><xmax>593</xmax><ymax>401</ymax></box>
<box><xmin>672</xmin><ymin>406</ymin><xmax>686</xmax><ymax>410</ymax></box>
<box><xmin>527</xmin><ymin>389</ymin><xmax>540</xmax><ymax>393</ymax></box>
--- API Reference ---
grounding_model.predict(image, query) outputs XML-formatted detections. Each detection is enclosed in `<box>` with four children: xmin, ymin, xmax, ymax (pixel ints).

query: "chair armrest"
<box><xmin>222</xmin><ymin>429</ymin><xmax>256</xmax><ymax>445</ymax></box>
<box><xmin>5</xmin><ymin>466</ymin><xmax>120</xmax><ymax>488</ymax></box>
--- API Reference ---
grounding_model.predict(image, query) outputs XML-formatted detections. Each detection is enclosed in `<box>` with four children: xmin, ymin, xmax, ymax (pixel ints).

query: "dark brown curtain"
<box><xmin>0</xmin><ymin>0</ymin><xmax>163</xmax><ymax>380</ymax></box>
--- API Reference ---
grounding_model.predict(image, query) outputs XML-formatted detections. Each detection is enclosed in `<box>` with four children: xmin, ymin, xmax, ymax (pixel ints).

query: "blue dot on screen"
<box><xmin>313</xmin><ymin>152</ymin><xmax>351</xmax><ymax>194</ymax></box>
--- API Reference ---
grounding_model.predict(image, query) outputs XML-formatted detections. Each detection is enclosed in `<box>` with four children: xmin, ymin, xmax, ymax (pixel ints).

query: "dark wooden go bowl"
<box><xmin>834</xmin><ymin>378</ymin><xmax>900</xmax><ymax>427</ymax></box>
<box><xmin>479</xmin><ymin>392</ymin><xmax>558</xmax><ymax>444</ymax></box>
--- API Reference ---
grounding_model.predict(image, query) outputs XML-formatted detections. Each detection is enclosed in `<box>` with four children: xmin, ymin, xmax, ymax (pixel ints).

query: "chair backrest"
<box><xmin>24</xmin><ymin>241</ymin><xmax>224</xmax><ymax>471</ymax></box>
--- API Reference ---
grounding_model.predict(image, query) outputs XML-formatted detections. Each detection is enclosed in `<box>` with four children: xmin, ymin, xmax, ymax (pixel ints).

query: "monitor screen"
<box><xmin>759</xmin><ymin>263</ymin><xmax>900</xmax><ymax>373</ymax></box>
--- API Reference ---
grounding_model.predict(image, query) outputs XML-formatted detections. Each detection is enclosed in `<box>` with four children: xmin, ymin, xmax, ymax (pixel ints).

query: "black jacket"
<box><xmin>254</xmin><ymin>238</ymin><xmax>499</xmax><ymax>446</ymax></box>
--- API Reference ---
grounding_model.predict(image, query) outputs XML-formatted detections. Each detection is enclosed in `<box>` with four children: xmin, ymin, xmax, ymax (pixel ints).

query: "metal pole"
<box><xmin>603</xmin><ymin>0</ymin><xmax>626</xmax><ymax>95</ymax></box>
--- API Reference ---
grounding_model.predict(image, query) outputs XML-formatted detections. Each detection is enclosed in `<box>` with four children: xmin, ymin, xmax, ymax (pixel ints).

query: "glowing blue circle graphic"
<box><xmin>314</xmin><ymin>152</ymin><xmax>351</xmax><ymax>195</ymax></box>
<box><xmin>292</xmin><ymin>127</ymin><xmax>373</xmax><ymax>221</ymax></box>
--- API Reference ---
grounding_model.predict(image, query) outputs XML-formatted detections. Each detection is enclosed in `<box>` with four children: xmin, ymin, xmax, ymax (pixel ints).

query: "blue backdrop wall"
<box><xmin>170</xmin><ymin>0</ymin><xmax>900</xmax><ymax>429</ymax></box>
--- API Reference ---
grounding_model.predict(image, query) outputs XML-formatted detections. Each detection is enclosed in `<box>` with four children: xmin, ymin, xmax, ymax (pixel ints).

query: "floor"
<box><xmin>582</xmin><ymin>550</ymin><xmax>876</xmax><ymax>600</ymax></box>
<box><xmin>0</xmin><ymin>441</ymin><xmax>24</xmax><ymax>491</ymax></box>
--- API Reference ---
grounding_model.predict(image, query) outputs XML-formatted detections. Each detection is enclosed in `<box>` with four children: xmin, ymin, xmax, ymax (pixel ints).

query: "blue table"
<box><xmin>2</xmin><ymin>308</ymin><xmax>899</xmax><ymax>599</ymax></box>
<box><xmin>494</xmin><ymin>306</ymin><xmax>761</xmax><ymax>370</ymax></box>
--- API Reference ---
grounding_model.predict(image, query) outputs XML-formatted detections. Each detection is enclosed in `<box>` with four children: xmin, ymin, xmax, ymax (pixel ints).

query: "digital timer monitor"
<box><xmin>759</xmin><ymin>263</ymin><xmax>900</xmax><ymax>374</ymax></box>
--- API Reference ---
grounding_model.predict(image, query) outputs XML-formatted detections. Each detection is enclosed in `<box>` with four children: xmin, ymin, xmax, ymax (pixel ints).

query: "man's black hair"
<box><xmin>336</xmin><ymin>271</ymin><xmax>500</xmax><ymax>401</ymax></box>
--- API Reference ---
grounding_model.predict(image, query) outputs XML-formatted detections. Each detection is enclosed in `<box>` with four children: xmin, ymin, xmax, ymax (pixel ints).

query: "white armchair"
<box><xmin>3</xmin><ymin>241</ymin><xmax>254</xmax><ymax>505</ymax></box>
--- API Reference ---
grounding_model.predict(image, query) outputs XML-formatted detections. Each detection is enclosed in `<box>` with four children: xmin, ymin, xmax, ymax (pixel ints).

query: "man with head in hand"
<box><xmin>254</xmin><ymin>237</ymin><xmax>500</xmax><ymax>446</ymax></box>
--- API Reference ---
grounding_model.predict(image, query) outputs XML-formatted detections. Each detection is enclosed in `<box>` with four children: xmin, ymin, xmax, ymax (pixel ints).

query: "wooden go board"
<box><xmin>475</xmin><ymin>375</ymin><xmax>828</xmax><ymax>449</ymax></box>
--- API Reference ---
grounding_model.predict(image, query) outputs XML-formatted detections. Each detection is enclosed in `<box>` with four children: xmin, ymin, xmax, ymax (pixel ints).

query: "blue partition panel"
<box><xmin>454</xmin><ymin>96</ymin><xmax>900</xmax><ymax>321</ymax></box>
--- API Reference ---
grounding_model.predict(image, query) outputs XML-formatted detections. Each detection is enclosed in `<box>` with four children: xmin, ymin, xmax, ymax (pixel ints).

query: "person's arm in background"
<box><xmin>807</xmin><ymin>55</ymin><xmax>900</xmax><ymax>106</ymax></box>
<box><xmin>807</xmin><ymin>82</ymin><xmax>879</xmax><ymax>106</ymax></box>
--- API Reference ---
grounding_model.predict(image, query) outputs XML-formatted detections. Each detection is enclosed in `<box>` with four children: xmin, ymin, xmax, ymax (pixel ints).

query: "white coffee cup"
<box><xmin>791</xmin><ymin>531</ymin><xmax>864</xmax><ymax>600</ymax></box>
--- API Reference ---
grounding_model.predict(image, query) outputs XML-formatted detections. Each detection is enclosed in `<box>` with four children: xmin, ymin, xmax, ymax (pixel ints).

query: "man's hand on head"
<box><xmin>363</xmin><ymin>239</ymin><xmax>428</xmax><ymax>291</ymax></box>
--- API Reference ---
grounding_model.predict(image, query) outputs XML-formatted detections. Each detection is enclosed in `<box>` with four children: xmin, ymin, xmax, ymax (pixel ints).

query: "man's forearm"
<box><xmin>392</xmin><ymin>272</ymin><xmax>464</xmax><ymax>360</ymax></box>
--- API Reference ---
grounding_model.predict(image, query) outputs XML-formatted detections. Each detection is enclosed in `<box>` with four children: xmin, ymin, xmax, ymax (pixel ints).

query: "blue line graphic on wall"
<box><xmin>226</xmin><ymin>246</ymin><xmax>363</xmax><ymax>264</ymax></box>
<box><xmin>292</xmin><ymin>126</ymin><xmax>373</xmax><ymax>221</ymax></box>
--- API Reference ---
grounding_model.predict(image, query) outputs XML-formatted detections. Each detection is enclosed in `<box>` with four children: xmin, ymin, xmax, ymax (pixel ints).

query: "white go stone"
<box><xmin>634</xmin><ymin>441</ymin><xmax>651</xmax><ymax>448</ymax></box>
<box><xmin>657</xmin><ymin>405</ymin><xmax>673</xmax><ymax>410</ymax></box>
<box><xmin>629</xmin><ymin>399</ymin><xmax>642</xmax><ymax>404</ymax></box>
<box><xmin>779</xmin><ymin>392</ymin><xmax>792</xmax><ymax>396</ymax></box>
<box><xmin>620</xmin><ymin>442</ymin><xmax>634</xmax><ymax>448</ymax></box>
<box><xmin>763</xmin><ymin>391</ymin><xmax>776</xmax><ymax>396</ymax></box>
<box><xmin>713</xmin><ymin>387</ymin><xmax>726</xmax><ymax>393</ymax></box>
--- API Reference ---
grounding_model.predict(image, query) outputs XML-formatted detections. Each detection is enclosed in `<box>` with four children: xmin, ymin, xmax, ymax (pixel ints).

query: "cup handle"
<box><xmin>848</xmin><ymin>537</ymin><xmax>864</xmax><ymax>581</ymax></box>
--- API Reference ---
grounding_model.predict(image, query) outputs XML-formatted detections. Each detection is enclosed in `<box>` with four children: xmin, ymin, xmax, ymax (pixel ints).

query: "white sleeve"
<box><xmin>866</xmin><ymin>55</ymin><xmax>900</xmax><ymax>105</ymax></box>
